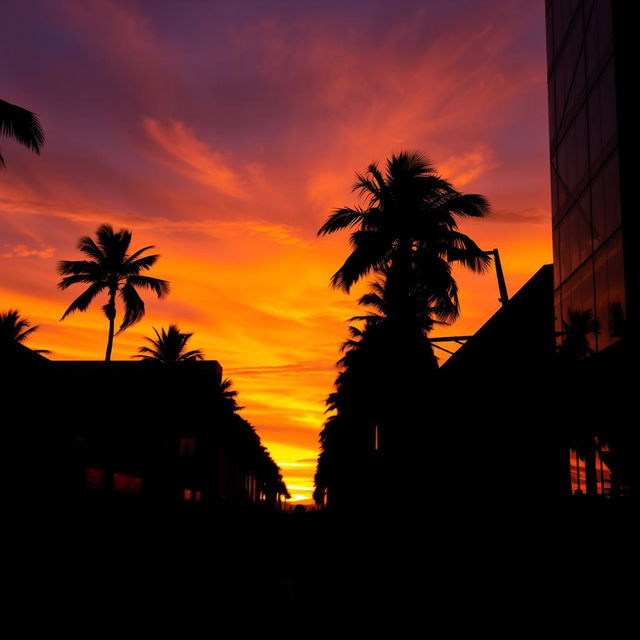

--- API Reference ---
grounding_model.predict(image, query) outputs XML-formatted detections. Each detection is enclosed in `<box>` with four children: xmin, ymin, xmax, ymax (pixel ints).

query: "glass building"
<box><xmin>546</xmin><ymin>0</ymin><xmax>635</xmax><ymax>353</ymax></box>
<box><xmin>546</xmin><ymin>0</ymin><xmax>638</xmax><ymax>497</ymax></box>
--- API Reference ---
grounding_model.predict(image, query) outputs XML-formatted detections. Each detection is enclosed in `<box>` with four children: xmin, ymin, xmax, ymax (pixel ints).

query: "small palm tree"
<box><xmin>58</xmin><ymin>223</ymin><xmax>169</xmax><ymax>361</ymax></box>
<box><xmin>558</xmin><ymin>308</ymin><xmax>599</xmax><ymax>360</ymax></box>
<box><xmin>0</xmin><ymin>309</ymin><xmax>50</xmax><ymax>354</ymax></box>
<box><xmin>135</xmin><ymin>325</ymin><xmax>203</xmax><ymax>363</ymax></box>
<box><xmin>1</xmin><ymin>98</ymin><xmax>44</xmax><ymax>167</ymax></box>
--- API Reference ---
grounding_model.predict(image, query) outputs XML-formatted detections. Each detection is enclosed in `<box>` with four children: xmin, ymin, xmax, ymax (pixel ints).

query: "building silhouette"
<box><xmin>0</xmin><ymin>349</ymin><xmax>289</xmax><ymax>511</ymax></box>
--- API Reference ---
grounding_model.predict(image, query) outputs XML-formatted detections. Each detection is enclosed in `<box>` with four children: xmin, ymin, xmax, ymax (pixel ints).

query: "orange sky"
<box><xmin>1</xmin><ymin>0</ymin><xmax>551</xmax><ymax>503</ymax></box>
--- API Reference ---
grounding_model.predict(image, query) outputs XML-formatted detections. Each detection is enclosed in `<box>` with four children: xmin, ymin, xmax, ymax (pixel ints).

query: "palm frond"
<box><xmin>352</xmin><ymin>172</ymin><xmax>381</xmax><ymax>205</ymax></box>
<box><xmin>180</xmin><ymin>349</ymin><xmax>204</xmax><ymax>361</ymax></box>
<box><xmin>57</xmin><ymin>259</ymin><xmax>103</xmax><ymax>278</ymax></box>
<box><xmin>118</xmin><ymin>282</ymin><xmax>145</xmax><ymax>332</ymax></box>
<box><xmin>438</xmin><ymin>192</ymin><xmax>490</xmax><ymax>218</ymax></box>
<box><xmin>134</xmin><ymin>345</ymin><xmax>164</xmax><ymax>360</ymax></box>
<box><xmin>0</xmin><ymin>99</ymin><xmax>44</xmax><ymax>165</ymax></box>
<box><xmin>330</xmin><ymin>230</ymin><xmax>391</xmax><ymax>292</ymax></box>
<box><xmin>126</xmin><ymin>275</ymin><xmax>170</xmax><ymax>297</ymax></box>
<box><xmin>0</xmin><ymin>309</ymin><xmax>38</xmax><ymax>342</ymax></box>
<box><xmin>77</xmin><ymin>236</ymin><xmax>105</xmax><ymax>263</ymax></box>
<box><xmin>446</xmin><ymin>246</ymin><xmax>492</xmax><ymax>273</ymax></box>
<box><xmin>123</xmin><ymin>245</ymin><xmax>155</xmax><ymax>265</ymax></box>
<box><xmin>58</xmin><ymin>274</ymin><xmax>105</xmax><ymax>289</ymax></box>
<box><xmin>124</xmin><ymin>253</ymin><xmax>160</xmax><ymax>274</ymax></box>
<box><xmin>318</xmin><ymin>207</ymin><xmax>366</xmax><ymax>236</ymax></box>
<box><xmin>60</xmin><ymin>282</ymin><xmax>107</xmax><ymax>319</ymax></box>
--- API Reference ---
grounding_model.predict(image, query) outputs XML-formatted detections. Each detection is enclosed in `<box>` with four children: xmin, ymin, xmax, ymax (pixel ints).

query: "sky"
<box><xmin>1</xmin><ymin>0</ymin><xmax>551</xmax><ymax>503</ymax></box>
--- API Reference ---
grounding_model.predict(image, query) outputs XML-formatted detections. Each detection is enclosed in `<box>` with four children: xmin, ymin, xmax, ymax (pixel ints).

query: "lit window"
<box><xmin>113</xmin><ymin>473</ymin><xmax>142</xmax><ymax>494</ymax></box>
<box><xmin>86</xmin><ymin>467</ymin><xmax>105</xmax><ymax>489</ymax></box>
<box><xmin>569</xmin><ymin>448</ymin><xmax>586</xmax><ymax>495</ymax></box>
<box><xmin>179</xmin><ymin>437</ymin><xmax>196</xmax><ymax>456</ymax></box>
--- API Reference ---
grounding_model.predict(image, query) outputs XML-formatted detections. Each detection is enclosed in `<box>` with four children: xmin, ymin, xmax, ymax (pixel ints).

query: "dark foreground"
<box><xmin>5</xmin><ymin>500</ymin><xmax>638</xmax><ymax>629</ymax></box>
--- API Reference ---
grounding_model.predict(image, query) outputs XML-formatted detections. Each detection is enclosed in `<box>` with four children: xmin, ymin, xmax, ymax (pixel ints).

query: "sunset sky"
<box><xmin>1</xmin><ymin>0</ymin><xmax>551</xmax><ymax>503</ymax></box>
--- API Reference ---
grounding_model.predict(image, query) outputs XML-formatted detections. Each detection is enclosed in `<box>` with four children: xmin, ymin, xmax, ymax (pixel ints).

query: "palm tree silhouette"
<box><xmin>57</xmin><ymin>224</ymin><xmax>169</xmax><ymax>361</ymax></box>
<box><xmin>558</xmin><ymin>308</ymin><xmax>599</xmax><ymax>361</ymax></box>
<box><xmin>0</xmin><ymin>309</ymin><xmax>50</xmax><ymax>354</ymax></box>
<box><xmin>0</xmin><ymin>98</ymin><xmax>44</xmax><ymax>167</ymax></box>
<box><xmin>318</xmin><ymin>151</ymin><xmax>491</xmax><ymax>324</ymax></box>
<box><xmin>135</xmin><ymin>324</ymin><xmax>203</xmax><ymax>363</ymax></box>
<box><xmin>314</xmin><ymin>278</ymin><xmax>439</xmax><ymax>506</ymax></box>
<box><xmin>315</xmin><ymin>152</ymin><xmax>491</xmax><ymax>508</ymax></box>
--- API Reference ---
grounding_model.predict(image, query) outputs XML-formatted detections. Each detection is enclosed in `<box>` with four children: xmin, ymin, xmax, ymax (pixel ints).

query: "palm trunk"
<box><xmin>104</xmin><ymin>289</ymin><xmax>116</xmax><ymax>362</ymax></box>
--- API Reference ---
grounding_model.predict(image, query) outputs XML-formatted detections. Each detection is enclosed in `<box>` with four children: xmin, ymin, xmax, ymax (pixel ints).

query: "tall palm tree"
<box><xmin>0</xmin><ymin>98</ymin><xmax>44</xmax><ymax>167</ymax></box>
<box><xmin>315</xmin><ymin>152</ymin><xmax>491</xmax><ymax>508</ymax></box>
<box><xmin>318</xmin><ymin>151</ymin><xmax>491</xmax><ymax>324</ymax></box>
<box><xmin>135</xmin><ymin>324</ymin><xmax>203</xmax><ymax>363</ymax></box>
<box><xmin>0</xmin><ymin>309</ymin><xmax>50</xmax><ymax>354</ymax></box>
<box><xmin>58</xmin><ymin>223</ymin><xmax>169</xmax><ymax>361</ymax></box>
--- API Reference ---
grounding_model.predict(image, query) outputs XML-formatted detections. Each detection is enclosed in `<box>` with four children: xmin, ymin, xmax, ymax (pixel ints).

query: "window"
<box><xmin>182</xmin><ymin>489</ymin><xmax>201</xmax><ymax>502</ymax></box>
<box><xmin>86</xmin><ymin>467</ymin><xmax>105</xmax><ymax>489</ymax></box>
<box><xmin>179</xmin><ymin>437</ymin><xmax>196</xmax><ymax>456</ymax></box>
<box><xmin>113</xmin><ymin>473</ymin><xmax>142</xmax><ymax>494</ymax></box>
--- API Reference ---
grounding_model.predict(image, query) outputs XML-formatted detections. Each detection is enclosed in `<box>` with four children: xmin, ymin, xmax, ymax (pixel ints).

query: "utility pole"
<box><xmin>484</xmin><ymin>248</ymin><xmax>509</xmax><ymax>306</ymax></box>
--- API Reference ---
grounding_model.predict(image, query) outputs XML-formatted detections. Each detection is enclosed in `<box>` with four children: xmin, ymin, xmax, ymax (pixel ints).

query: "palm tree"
<box><xmin>315</xmin><ymin>152</ymin><xmax>491</xmax><ymax>508</ymax></box>
<box><xmin>0</xmin><ymin>309</ymin><xmax>50</xmax><ymax>354</ymax></box>
<box><xmin>0</xmin><ymin>98</ymin><xmax>44</xmax><ymax>167</ymax></box>
<box><xmin>57</xmin><ymin>223</ymin><xmax>169</xmax><ymax>361</ymax></box>
<box><xmin>318</xmin><ymin>151</ymin><xmax>491</xmax><ymax>324</ymax></box>
<box><xmin>135</xmin><ymin>324</ymin><xmax>203</xmax><ymax>363</ymax></box>
<box><xmin>557</xmin><ymin>308</ymin><xmax>599</xmax><ymax>361</ymax></box>
<box><xmin>314</xmin><ymin>279</ymin><xmax>439</xmax><ymax>507</ymax></box>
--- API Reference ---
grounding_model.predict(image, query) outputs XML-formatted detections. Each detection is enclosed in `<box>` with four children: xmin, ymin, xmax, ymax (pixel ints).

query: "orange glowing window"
<box><xmin>182</xmin><ymin>489</ymin><xmax>201</xmax><ymax>502</ymax></box>
<box><xmin>595</xmin><ymin>448</ymin><xmax>611</xmax><ymax>496</ymax></box>
<box><xmin>569</xmin><ymin>448</ymin><xmax>586</xmax><ymax>495</ymax></box>
<box><xmin>113</xmin><ymin>473</ymin><xmax>142</xmax><ymax>494</ymax></box>
<box><xmin>179</xmin><ymin>437</ymin><xmax>196</xmax><ymax>456</ymax></box>
<box><xmin>86</xmin><ymin>467</ymin><xmax>105</xmax><ymax>489</ymax></box>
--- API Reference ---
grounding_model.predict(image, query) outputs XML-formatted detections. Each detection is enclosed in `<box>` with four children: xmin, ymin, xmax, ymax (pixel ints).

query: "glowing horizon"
<box><xmin>1</xmin><ymin>0</ymin><xmax>551</xmax><ymax>503</ymax></box>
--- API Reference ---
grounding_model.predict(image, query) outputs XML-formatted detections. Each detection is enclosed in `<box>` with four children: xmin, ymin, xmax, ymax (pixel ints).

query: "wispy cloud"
<box><xmin>1</xmin><ymin>244</ymin><xmax>55</xmax><ymax>259</ymax></box>
<box><xmin>143</xmin><ymin>118</ymin><xmax>248</xmax><ymax>199</ymax></box>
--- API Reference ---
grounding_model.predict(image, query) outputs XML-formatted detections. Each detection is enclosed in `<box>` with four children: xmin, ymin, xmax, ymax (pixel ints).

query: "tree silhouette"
<box><xmin>558</xmin><ymin>308</ymin><xmax>599</xmax><ymax>361</ymax></box>
<box><xmin>0</xmin><ymin>98</ymin><xmax>44</xmax><ymax>167</ymax></box>
<box><xmin>314</xmin><ymin>280</ymin><xmax>438</xmax><ymax>506</ymax></box>
<box><xmin>135</xmin><ymin>325</ymin><xmax>203</xmax><ymax>363</ymax></box>
<box><xmin>0</xmin><ymin>309</ymin><xmax>50</xmax><ymax>354</ymax></box>
<box><xmin>318</xmin><ymin>151</ymin><xmax>491</xmax><ymax>323</ymax></box>
<box><xmin>57</xmin><ymin>224</ymin><xmax>169</xmax><ymax>361</ymax></box>
<box><xmin>315</xmin><ymin>152</ymin><xmax>491</xmax><ymax>508</ymax></box>
<box><xmin>212</xmin><ymin>377</ymin><xmax>289</xmax><ymax>503</ymax></box>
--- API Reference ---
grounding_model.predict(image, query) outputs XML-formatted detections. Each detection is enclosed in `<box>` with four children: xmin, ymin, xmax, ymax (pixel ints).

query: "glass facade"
<box><xmin>546</xmin><ymin>0</ymin><xmax>625</xmax><ymax>352</ymax></box>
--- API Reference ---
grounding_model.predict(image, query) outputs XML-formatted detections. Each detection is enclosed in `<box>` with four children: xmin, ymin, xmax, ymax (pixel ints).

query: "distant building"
<box><xmin>1</xmin><ymin>353</ymin><xmax>288</xmax><ymax>511</ymax></box>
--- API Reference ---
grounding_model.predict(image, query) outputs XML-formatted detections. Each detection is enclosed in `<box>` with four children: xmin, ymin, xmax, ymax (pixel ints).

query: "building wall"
<box><xmin>546</xmin><ymin>0</ymin><xmax>626</xmax><ymax>352</ymax></box>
